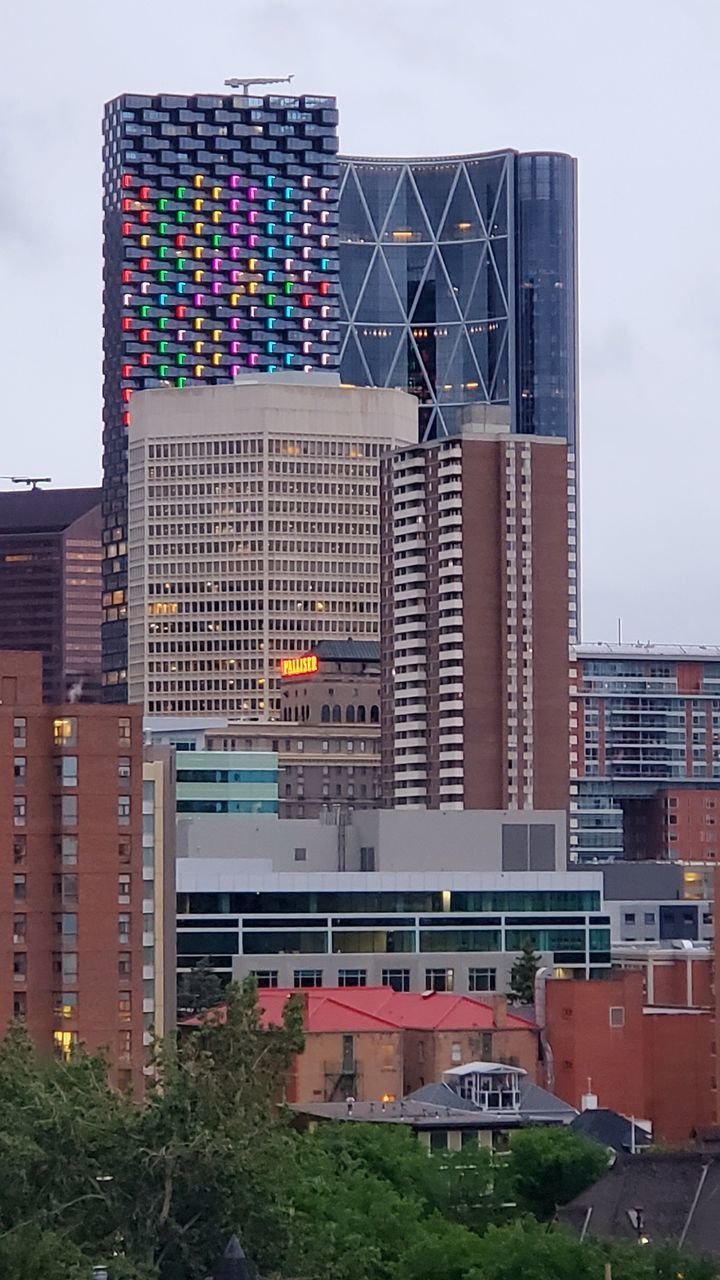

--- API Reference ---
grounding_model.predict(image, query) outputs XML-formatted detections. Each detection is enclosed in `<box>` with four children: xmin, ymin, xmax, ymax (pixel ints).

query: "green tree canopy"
<box><xmin>508</xmin><ymin>937</ymin><xmax>541</xmax><ymax>1005</ymax></box>
<box><xmin>509</xmin><ymin>1125</ymin><xmax>609</xmax><ymax>1218</ymax></box>
<box><xmin>0</xmin><ymin>983</ymin><xmax>714</xmax><ymax>1280</ymax></box>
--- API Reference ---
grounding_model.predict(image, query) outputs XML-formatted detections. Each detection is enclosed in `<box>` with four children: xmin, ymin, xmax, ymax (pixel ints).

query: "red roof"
<box><xmin>182</xmin><ymin>988</ymin><xmax>535</xmax><ymax>1033</ymax></box>
<box><xmin>256</xmin><ymin>988</ymin><xmax>534</xmax><ymax>1033</ymax></box>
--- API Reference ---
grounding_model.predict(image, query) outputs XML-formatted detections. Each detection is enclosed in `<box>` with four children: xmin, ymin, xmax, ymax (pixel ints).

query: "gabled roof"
<box><xmin>571</xmin><ymin>1108</ymin><xmax>651</xmax><ymax>1154</ymax></box>
<box><xmin>558</xmin><ymin>1153</ymin><xmax>720</xmax><ymax>1256</ymax></box>
<box><xmin>182</xmin><ymin>987</ymin><xmax>537</xmax><ymax>1034</ymax></box>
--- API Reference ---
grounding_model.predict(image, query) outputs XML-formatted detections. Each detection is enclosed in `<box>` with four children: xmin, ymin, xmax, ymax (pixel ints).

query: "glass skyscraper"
<box><xmin>101</xmin><ymin>92</ymin><xmax>339</xmax><ymax>699</ymax></box>
<box><xmin>338</xmin><ymin>150</ymin><xmax>577</xmax><ymax>442</ymax></box>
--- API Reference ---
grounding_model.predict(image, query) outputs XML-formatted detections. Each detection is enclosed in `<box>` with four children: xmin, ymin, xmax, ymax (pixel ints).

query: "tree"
<box><xmin>509</xmin><ymin>1126</ymin><xmax>608</xmax><ymax>1219</ymax></box>
<box><xmin>176</xmin><ymin>956</ymin><xmax>225</xmax><ymax>1018</ymax></box>
<box><xmin>508</xmin><ymin>937</ymin><xmax>541</xmax><ymax>1005</ymax></box>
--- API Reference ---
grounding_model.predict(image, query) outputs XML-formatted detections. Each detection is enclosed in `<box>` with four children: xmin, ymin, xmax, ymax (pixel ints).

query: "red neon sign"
<box><xmin>280</xmin><ymin>654</ymin><xmax>319</xmax><ymax>678</ymax></box>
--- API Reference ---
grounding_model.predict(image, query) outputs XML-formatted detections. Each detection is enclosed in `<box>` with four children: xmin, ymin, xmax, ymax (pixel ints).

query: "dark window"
<box><xmin>321</xmin><ymin>705</ymin><xmax>330</xmax><ymax>723</ymax></box>
<box><xmin>382</xmin><ymin>968</ymin><xmax>410</xmax><ymax>992</ymax></box>
<box><xmin>346</xmin><ymin>705</ymin><xmax>355</xmax><ymax>723</ymax></box>
<box><xmin>338</xmin><ymin>969</ymin><xmax>367</xmax><ymax>987</ymax></box>
<box><xmin>360</xmin><ymin>846</ymin><xmax>376</xmax><ymax>871</ymax></box>
<box><xmin>469</xmin><ymin>967</ymin><xmax>496</xmax><ymax>992</ymax></box>
<box><xmin>293</xmin><ymin>969</ymin><xmax>323</xmax><ymax>988</ymax></box>
<box><xmin>425</xmin><ymin>968</ymin><xmax>454</xmax><ymax>992</ymax></box>
<box><xmin>251</xmin><ymin>970</ymin><xmax>278</xmax><ymax>988</ymax></box>
<box><xmin>332</xmin><ymin>705</ymin><xmax>341</xmax><ymax>723</ymax></box>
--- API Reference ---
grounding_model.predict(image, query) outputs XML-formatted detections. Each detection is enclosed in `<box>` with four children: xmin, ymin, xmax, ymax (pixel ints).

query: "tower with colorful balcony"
<box><xmin>101</xmin><ymin>92</ymin><xmax>339</xmax><ymax>699</ymax></box>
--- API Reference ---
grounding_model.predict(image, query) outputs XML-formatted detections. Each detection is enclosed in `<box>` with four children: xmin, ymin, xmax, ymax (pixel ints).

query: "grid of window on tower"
<box><xmin>100</xmin><ymin>93</ymin><xmax>340</xmax><ymax>692</ymax></box>
<box><xmin>104</xmin><ymin>94</ymin><xmax>339</xmax><ymax>403</ymax></box>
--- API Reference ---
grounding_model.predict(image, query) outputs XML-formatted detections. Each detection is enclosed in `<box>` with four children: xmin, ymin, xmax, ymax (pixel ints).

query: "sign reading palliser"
<box><xmin>280</xmin><ymin>654</ymin><xmax>320</xmax><ymax>678</ymax></box>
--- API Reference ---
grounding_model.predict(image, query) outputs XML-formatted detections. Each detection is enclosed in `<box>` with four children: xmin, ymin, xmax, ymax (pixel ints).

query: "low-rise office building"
<box><xmin>177</xmin><ymin>862</ymin><xmax>609</xmax><ymax>996</ymax></box>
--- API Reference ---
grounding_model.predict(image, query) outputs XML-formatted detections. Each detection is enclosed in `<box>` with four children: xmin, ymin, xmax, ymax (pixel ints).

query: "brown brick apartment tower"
<box><xmin>380</xmin><ymin>413</ymin><xmax>572</xmax><ymax>811</ymax></box>
<box><xmin>0</xmin><ymin>652</ymin><xmax>145</xmax><ymax>1089</ymax></box>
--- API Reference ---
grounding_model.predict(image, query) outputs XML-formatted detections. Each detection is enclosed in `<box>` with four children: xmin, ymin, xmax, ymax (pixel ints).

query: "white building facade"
<box><xmin>128</xmin><ymin>374</ymin><xmax>417</xmax><ymax>717</ymax></box>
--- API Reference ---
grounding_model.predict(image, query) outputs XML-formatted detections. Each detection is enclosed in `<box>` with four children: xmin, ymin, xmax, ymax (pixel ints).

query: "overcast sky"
<box><xmin>2</xmin><ymin>0</ymin><xmax>718</xmax><ymax>644</ymax></box>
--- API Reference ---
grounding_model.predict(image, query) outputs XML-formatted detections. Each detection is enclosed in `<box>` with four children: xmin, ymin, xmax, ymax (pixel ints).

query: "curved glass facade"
<box><xmin>338</xmin><ymin>150</ymin><xmax>576</xmax><ymax>443</ymax></box>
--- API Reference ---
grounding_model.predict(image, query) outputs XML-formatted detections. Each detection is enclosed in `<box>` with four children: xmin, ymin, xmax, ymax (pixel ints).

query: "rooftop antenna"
<box><xmin>0</xmin><ymin>476</ymin><xmax>52</xmax><ymax>490</ymax></box>
<box><xmin>224</xmin><ymin>75</ymin><xmax>294</xmax><ymax>96</ymax></box>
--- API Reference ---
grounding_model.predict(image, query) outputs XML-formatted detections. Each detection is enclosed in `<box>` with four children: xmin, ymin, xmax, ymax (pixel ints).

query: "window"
<box><xmin>13</xmin><ymin>992</ymin><xmax>26</xmax><ymax>1019</ymax></box>
<box><xmin>382</xmin><ymin>968</ymin><xmax>410</xmax><ymax>992</ymax></box>
<box><xmin>55</xmin><ymin>756</ymin><xmax>78</xmax><ymax>787</ymax></box>
<box><xmin>13</xmin><ymin>757</ymin><xmax>26</xmax><ymax>781</ymax></box>
<box><xmin>451</xmin><ymin>1042</ymin><xmax>462</xmax><ymax>1064</ymax></box>
<box><xmin>13</xmin><ymin>717</ymin><xmax>26</xmax><ymax>748</ymax></box>
<box><xmin>119</xmin><ymin>1030</ymin><xmax>132</xmax><ymax>1059</ymax></box>
<box><xmin>251</xmin><ymin>970</ymin><xmax>278</xmax><ymax>988</ymax></box>
<box><xmin>118</xmin><ymin>796</ymin><xmax>131</xmax><ymax>825</ymax></box>
<box><xmin>13</xmin><ymin>836</ymin><xmax>26</xmax><ymax>865</ymax></box>
<box><xmin>13</xmin><ymin>953</ymin><xmax>27</xmax><ymax>982</ymax></box>
<box><xmin>53</xmin><ymin>1030</ymin><xmax>77</xmax><ymax>1061</ymax></box>
<box><xmin>13</xmin><ymin>875</ymin><xmax>26</xmax><ymax>904</ymax></box>
<box><xmin>119</xmin><ymin>838</ymin><xmax>132</xmax><ymax>865</ymax></box>
<box><xmin>118</xmin><ymin>914</ymin><xmax>131</xmax><ymax>944</ymax></box>
<box><xmin>643</xmin><ymin>912</ymin><xmax>655</xmax><ymax>926</ymax></box>
<box><xmin>118</xmin><ymin>992</ymin><xmax>132</xmax><ymax>1021</ymax></box>
<box><xmin>53</xmin><ymin>717</ymin><xmax>77</xmax><ymax>748</ymax></box>
<box><xmin>360</xmin><ymin>846</ymin><xmax>376</xmax><ymax>871</ymax></box>
<box><xmin>57</xmin><ymin>835</ymin><xmax>78</xmax><ymax>865</ymax></box>
<box><xmin>118</xmin><ymin>874</ymin><xmax>131</xmax><ymax>904</ymax></box>
<box><xmin>62</xmin><ymin>875</ymin><xmax>79</xmax><ymax>906</ymax></box>
<box><xmin>294</xmin><ymin>847</ymin><xmax>307</xmax><ymax>862</ymax></box>
<box><xmin>61</xmin><ymin>952</ymin><xmax>78</xmax><ymax>982</ymax></box>
<box><xmin>58</xmin><ymin>795</ymin><xmax>78</xmax><ymax>828</ymax></box>
<box><xmin>61</xmin><ymin>913</ymin><xmax>77</xmax><ymax>940</ymax></box>
<box><xmin>53</xmin><ymin>992</ymin><xmax>77</xmax><ymax>1020</ymax></box>
<box><xmin>338</xmin><ymin>969</ymin><xmax>367</xmax><ymax>987</ymax></box>
<box><xmin>118</xmin><ymin>954</ymin><xmax>131</xmax><ymax>980</ymax></box>
<box><xmin>13</xmin><ymin>914</ymin><xmax>26</xmax><ymax>944</ymax></box>
<box><xmin>332</xmin><ymin>705</ymin><xmax>341</xmax><ymax>723</ymax></box>
<box><xmin>118</xmin><ymin>718</ymin><xmax>131</xmax><ymax>747</ymax></box>
<box><xmin>425</xmin><ymin>968</ymin><xmax>454</xmax><ymax>993</ymax></box>
<box><xmin>118</xmin><ymin>757</ymin><xmax>132</xmax><ymax>782</ymax></box>
<box><xmin>293</xmin><ymin>969</ymin><xmax>323</xmax><ymax>988</ymax></box>
<box><xmin>609</xmin><ymin>1006</ymin><xmax>625</xmax><ymax>1028</ymax></box>
<box><xmin>14</xmin><ymin>797</ymin><xmax>26</xmax><ymax>827</ymax></box>
<box><xmin>321</xmin><ymin>705</ymin><xmax>330</xmax><ymax>723</ymax></box>
<box><xmin>469</xmin><ymin>967</ymin><xmax>497</xmax><ymax>993</ymax></box>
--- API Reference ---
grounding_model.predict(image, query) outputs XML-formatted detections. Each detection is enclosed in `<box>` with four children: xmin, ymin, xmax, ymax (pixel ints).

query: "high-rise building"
<box><xmin>0</xmin><ymin>651</ymin><xmax>147</xmax><ymax>1089</ymax></box>
<box><xmin>127</xmin><ymin>375</ymin><xmax>417</xmax><ymax>718</ymax></box>
<box><xmin>380</xmin><ymin>412</ymin><xmax>572</xmax><ymax>811</ymax></box>
<box><xmin>571</xmin><ymin>643</ymin><xmax>720</xmax><ymax>863</ymax></box>
<box><xmin>0</xmin><ymin>487</ymin><xmax>102</xmax><ymax>703</ymax></box>
<box><xmin>339</xmin><ymin>150</ymin><xmax>577</xmax><ymax>442</ymax></box>
<box><xmin>102</xmin><ymin>91</ymin><xmax>340</xmax><ymax>699</ymax></box>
